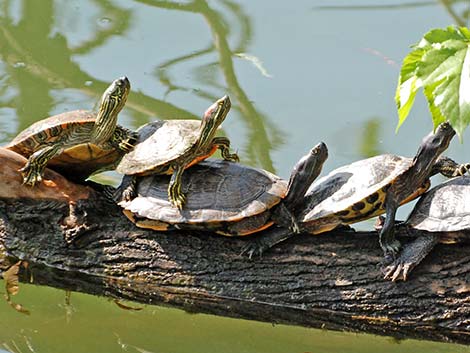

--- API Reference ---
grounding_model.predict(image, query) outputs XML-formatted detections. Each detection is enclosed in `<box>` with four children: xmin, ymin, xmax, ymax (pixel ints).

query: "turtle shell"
<box><xmin>6</xmin><ymin>110</ymin><xmax>125</xmax><ymax>181</ymax></box>
<box><xmin>406</xmin><ymin>176</ymin><xmax>470</xmax><ymax>233</ymax></box>
<box><xmin>117</xmin><ymin>120</ymin><xmax>203</xmax><ymax>175</ymax></box>
<box><xmin>8</xmin><ymin>110</ymin><xmax>96</xmax><ymax>148</ymax></box>
<box><xmin>299</xmin><ymin>154</ymin><xmax>413</xmax><ymax>222</ymax></box>
<box><xmin>119</xmin><ymin>160</ymin><xmax>287</xmax><ymax>234</ymax></box>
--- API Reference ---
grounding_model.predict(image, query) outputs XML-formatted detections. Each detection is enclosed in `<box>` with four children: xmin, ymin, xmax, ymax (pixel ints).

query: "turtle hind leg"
<box><xmin>241</xmin><ymin>227</ymin><xmax>293</xmax><ymax>259</ymax></box>
<box><xmin>21</xmin><ymin>145</ymin><xmax>63</xmax><ymax>186</ymax></box>
<box><xmin>212</xmin><ymin>136</ymin><xmax>239</xmax><ymax>162</ymax></box>
<box><xmin>116</xmin><ymin>175</ymin><xmax>138</xmax><ymax>202</ymax></box>
<box><xmin>383</xmin><ymin>233</ymin><xmax>439</xmax><ymax>281</ymax></box>
<box><xmin>432</xmin><ymin>156</ymin><xmax>470</xmax><ymax>177</ymax></box>
<box><xmin>168</xmin><ymin>165</ymin><xmax>186</xmax><ymax>209</ymax></box>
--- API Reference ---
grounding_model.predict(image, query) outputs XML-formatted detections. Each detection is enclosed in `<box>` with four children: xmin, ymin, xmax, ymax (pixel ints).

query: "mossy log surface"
<box><xmin>1</xmin><ymin>191</ymin><xmax>470</xmax><ymax>345</ymax></box>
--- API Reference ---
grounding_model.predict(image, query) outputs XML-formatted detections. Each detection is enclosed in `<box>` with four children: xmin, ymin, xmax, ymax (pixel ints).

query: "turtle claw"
<box><xmin>383</xmin><ymin>259</ymin><xmax>413</xmax><ymax>282</ymax></box>
<box><xmin>290</xmin><ymin>221</ymin><xmax>300</xmax><ymax>234</ymax></box>
<box><xmin>455</xmin><ymin>163</ymin><xmax>470</xmax><ymax>176</ymax></box>
<box><xmin>228</xmin><ymin>153</ymin><xmax>240</xmax><ymax>163</ymax></box>
<box><xmin>20</xmin><ymin>164</ymin><xmax>43</xmax><ymax>186</ymax></box>
<box><xmin>240</xmin><ymin>241</ymin><xmax>266</xmax><ymax>259</ymax></box>
<box><xmin>119</xmin><ymin>138</ymin><xmax>137</xmax><ymax>152</ymax></box>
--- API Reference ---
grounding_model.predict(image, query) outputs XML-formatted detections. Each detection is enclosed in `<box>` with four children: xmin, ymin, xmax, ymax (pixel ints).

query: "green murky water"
<box><xmin>1</xmin><ymin>0</ymin><xmax>469</xmax><ymax>352</ymax></box>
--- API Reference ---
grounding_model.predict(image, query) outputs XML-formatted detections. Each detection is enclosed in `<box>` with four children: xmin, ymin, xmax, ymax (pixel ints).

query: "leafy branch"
<box><xmin>396</xmin><ymin>26</ymin><xmax>470</xmax><ymax>136</ymax></box>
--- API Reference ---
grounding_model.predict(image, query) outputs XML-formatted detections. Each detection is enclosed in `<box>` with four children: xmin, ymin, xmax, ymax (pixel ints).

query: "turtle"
<box><xmin>116</xmin><ymin>95</ymin><xmax>239</xmax><ymax>209</ymax></box>
<box><xmin>242</xmin><ymin>122</ymin><xmax>470</xmax><ymax>259</ymax></box>
<box><xmin>378</xmin><ymin>175</ymin><xmax>470</xmax><ymax>281</ymax></box>
<box><xmin>117</xmin><ymin>142</ymin><xmax>328</xmax><ymax>235</ymax></box>
<box><xmin>6</xmin><ymin>76</ymin><xmax>136</xmax><ymax>185</ymax></box>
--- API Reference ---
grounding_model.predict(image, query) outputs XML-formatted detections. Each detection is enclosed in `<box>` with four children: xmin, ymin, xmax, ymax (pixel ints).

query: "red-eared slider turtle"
<box><xmin>6</xmin><ymin>77</ymin><xmax>136</xmax><ymax>185</ymax></box>
<box><xmin>243</xmin><ymin>122</ymin><xmax>469</xmax><ymax>259</ymax></box>
<box><xmin>116</xmin><ymin>95</ymin><xmax>239</xmax><ymax>209</ymax></box>
<box><xmin>118</xmin><ymin>143</ymin><xmax>328</xmax><ymax>235</ymax></box>
<box><xmin>379</xmin><ymin>176</ymin><xmax>470</xmax><ymax>281</ymax></box>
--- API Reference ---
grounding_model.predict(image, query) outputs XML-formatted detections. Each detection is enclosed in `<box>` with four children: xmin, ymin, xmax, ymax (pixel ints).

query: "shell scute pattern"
<box><xmin>407</xmin><ymin>176</ymin><xmax>470</xmax><ymax>232</ymax></box>
<box><xmin>121</xmin><ymin>160</ymin><xmax>286</xmax><ymax>225</ymax></box>
<box><xmin>117</xmin><ymin>120</ymin><xmax>202</xmax><ymax>175</ymax></box>
<box><xmin>8</xmin><ymin>110</ymin><xmax>96</xmax><ymax>149</ymax></box>
<box><xmin>300</xmin><ymin>154</ymin><xmax>412</xmax><ymax>222</ymax></box>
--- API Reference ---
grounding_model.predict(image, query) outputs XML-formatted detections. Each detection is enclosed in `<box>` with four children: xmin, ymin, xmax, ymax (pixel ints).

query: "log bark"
<box><xmin>1</xmin><ymin>192</ymin><xmax>470</xmax><ymax>345</ymax></box>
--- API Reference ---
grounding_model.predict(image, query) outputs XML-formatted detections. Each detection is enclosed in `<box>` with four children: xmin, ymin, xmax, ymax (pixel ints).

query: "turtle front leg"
<box><xmin>212</xmin><ymin>136</ymin><xmax>239</xmax><ymax>162</ymax></box>
<box><xmin>383</xmin><ymin>233</ymin><xmax>439</xmax><ymax>281</ymax></box>
<box><xmin>379</xmin><ymin>194</ymin><xmax>401</xmax><ymax>259</ymax></box>
<box><xmin>109</xmin><ymin>128</ymin><xmax>138</xmax><ymax>153</ymax></box>
<box><xmin>432</xmin><ymin>156</ymin><xmax>470</xmax><ymax>177</ymax></box>
<box><xmin>271</xmin><ymin>203</ymin><xmax>300</xmax><ymax>233</ymax></box>
<box><xmin>21</xmin><ymin>145</ymin><xmax>63</xmax><ymax>186</ymax></box>
<box><xmin>241</xmin><ymin>226</ymin><xmax>294</xmax><ymax>258</ymax></box>
<box><xmin>168</xmin><ymin>165</ymin><xmax>186</xmax><ymax>209</ymax></box>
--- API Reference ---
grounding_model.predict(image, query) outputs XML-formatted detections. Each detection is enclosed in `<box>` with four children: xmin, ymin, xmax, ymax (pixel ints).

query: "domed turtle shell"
<box><xmin>117</xmin><ymin>119</ymin><xmax>206</xmax><ymax>175</ymax></box>
<box><xmin>299</xmin><ymin>154</ymin><xmax>419</xmax><ymax>227</ymax></box>
<box><xmin>406</xmin><ymin>176</ymin><xmax>470</xmax><ymax>233</ymax></box>
<box><xmin>119</xmin><ymin>159</ymin><xmax>287</xmax><ymax>235</ymax></box>
<box><xmin>6</xmin><ymin>110</ymin><xmax>127</xmax><ymax>181</ymax></box>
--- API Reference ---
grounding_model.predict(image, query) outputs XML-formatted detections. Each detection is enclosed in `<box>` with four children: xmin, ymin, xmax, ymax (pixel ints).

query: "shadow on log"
<box><xmin>1</xmin><ymin>187</ymin><xmax>470</xmax><ymax>345</ymax></box>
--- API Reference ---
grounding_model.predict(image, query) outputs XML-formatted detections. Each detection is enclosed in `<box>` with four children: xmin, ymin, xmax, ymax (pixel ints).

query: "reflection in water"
<box><xmin>137</xmin><ymin>0</ymin><xmax>281</xmax><ymax>170</ymax></box>
<box><xmin>2</xmin><ymin>261</ymin><xmax>30</xmax><ymax>315</ymax></box>
<box><xmin>0</xmin><ymin>0</ymin><xmax>199</xmax><ymax>133</ymax></box>
<box><xmin>0</xmin><ymin>0</ymin><xmax>281</xmax><ymax>171</ymax></box>
<box><xmin>359</xmin><ymin>118</ymin><xmax>382</xmax><ymax>158</ymax></box>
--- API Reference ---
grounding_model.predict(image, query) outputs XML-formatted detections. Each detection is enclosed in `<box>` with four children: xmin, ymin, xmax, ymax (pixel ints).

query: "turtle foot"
<box><xmin>290</xmin><ymin>221</ymin><xmax>300</xmax><ymax>234</ymax></box>
<box><xmin>222</xmin><ymin>150</ymin><xmax>239</xmax><ymax>163</ymax></box>
<box><xmin>240</xmin><ymin>240</ymin><xmax>270</xmax><ymax>259</ymax></box>
<box><xmin>454</xmin><ymin>163</ymin><xmax>470</xmax><ymax>176</ymax></box>
<box><xmin>20</xmin><ymin>163</ymin><xmax>43</xmax><ymax>186</ymax></box>
<box><xmin>227</xmin><ymin>153</ymin><xmax>240</xmax><ymax>163</ymax></box>
<box><xmin>119</xmin><ymin>137</ymin><xmax>137</xmax><ymax>152</ymax></box>
<box><xmin>119</xmin><ymin>186</ymin><xmax>136</xmax><ymax>203</ymax></box>
<box><xmin>383</xmin><ymin>258</ymin><xmax>414</xmax><ymax>282</ymax></box>
<box><xmin>383</xmin><ymin>234</ymin><xmax>438</xmax><ymax>282</ymax></box>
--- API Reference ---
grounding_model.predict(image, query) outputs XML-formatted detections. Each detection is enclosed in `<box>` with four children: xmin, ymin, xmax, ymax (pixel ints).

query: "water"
<box><xmin>1</xmin><ymin>0</ymin><xmax>469</xmax><ymax>351</ymax></box>
<box><xmin>1</xmin><ymin>282</ymin><xmax>469</xmax><ymax>353</ymax></box>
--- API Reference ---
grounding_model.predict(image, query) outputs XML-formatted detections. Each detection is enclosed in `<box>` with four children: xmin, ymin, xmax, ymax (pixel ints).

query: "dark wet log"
<box><xmin>1</xmin><ymin>190</ymin><xmax>470</xmax><ymax>345</ymax></box>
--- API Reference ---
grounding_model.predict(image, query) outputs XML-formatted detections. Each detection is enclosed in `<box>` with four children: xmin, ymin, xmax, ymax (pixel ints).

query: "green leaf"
<box><xmin>395</xmin><ymin>26</ymin><xmax>470</xmax><ymax>136</ymax></box>
<box><xmin>395</xmin><ymin>49</ymin><xmax>425</xmax><ymax>129</ymax></box>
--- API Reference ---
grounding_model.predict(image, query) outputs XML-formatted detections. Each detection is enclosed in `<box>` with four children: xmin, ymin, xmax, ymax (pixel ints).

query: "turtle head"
<box><xmin>92</xmin><ymin>76</ymin><xmax>131</xmax><ymax>144</ymax></box>
<box><xmin>410</xmin><ymin>121</ymin><xmax>455</xmax><ymax>182</ymax></box>
<box><xmin>415</xmin><ymin>122</ymin><xmax>455</xmax><ymax>163</ymax></box>
<box><xmin>197</xmin><ymin>95</ymin><xmax>231</xmax><ymax>148</ymax></box>
<box><xmin>283</xmin><ymin>142</ymin><xmax>329</xmax><ymax>212</ymax></box>
<box><xmin>426</xmin><ymin>121</ymin><xmax>455</xmax><ymax>153</ymax></box>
